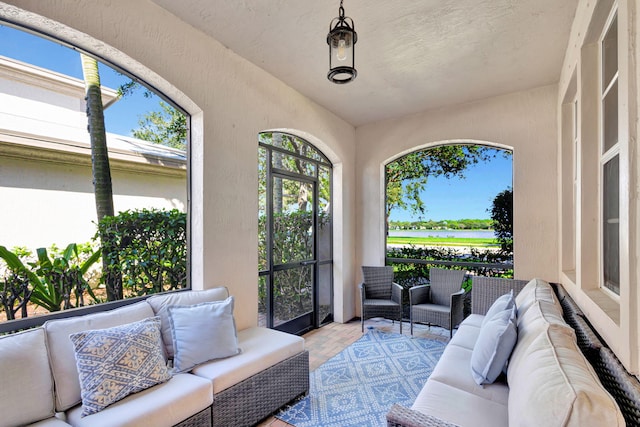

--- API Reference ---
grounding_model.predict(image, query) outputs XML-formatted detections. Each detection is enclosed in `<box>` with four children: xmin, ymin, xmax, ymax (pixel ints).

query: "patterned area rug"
<box><xmin>276</xmin><ymin>328</ymin><xmax>446</xmax><ymax>427</ymax></box>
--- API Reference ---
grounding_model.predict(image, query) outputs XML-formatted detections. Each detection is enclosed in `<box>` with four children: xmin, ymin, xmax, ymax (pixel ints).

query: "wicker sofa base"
<box><xmin>175</xmin><ymin>407</ymin><xmax>212</xmax><ymax>427</ymax></box>
<box><xmin>211</xmin><ymin>350</ymin><xmax>310</xmax><ymax>427</ymax></box>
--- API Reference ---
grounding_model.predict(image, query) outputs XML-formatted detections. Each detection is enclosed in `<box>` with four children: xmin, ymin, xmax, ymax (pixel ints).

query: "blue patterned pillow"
<box><xmin>69</xmin><ymin>317</ymin><xmax>172</xmax><ymax>417</ymax></box>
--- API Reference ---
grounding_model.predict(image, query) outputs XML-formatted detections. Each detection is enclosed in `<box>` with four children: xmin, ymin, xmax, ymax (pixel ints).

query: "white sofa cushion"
<box><xmin>430</xmin><ymin>344</ymin><xmax>509</xmax><ymax>405</ymax></box>
<box><xmin>515</xmin><ymin>278</ymin><xmax>557</xmax><ymax>319</ymax></box>
<box><xmin>412</xmin><ymin>378</ymin><xmax>509</xmax><ymax>427</ymax></box>
<box><xmin>28</xmin><ymin>418</ymin><xmax>72</xmax><ymax>427</ymax></box>
<box><xmin>169</xmin><ymin>297</ymin><xmax>240</xmax><ymax>372</ymax></box>
<box><xmin>69</xmin><ymin>317</ymin><xmax>172</xmax><ymax>416</ymax></box>
<box><xmin>65</xmin><ymin>373</ymin><xmax>212</xmax><ymax>427</ymax></box>
<box><xmin>44</xmin><ymin>301</ymin><xmax>155</xmax><ymax>411</ymax></box>
<box><xmin>146</xmin><ymin>287</ymin><xmax>229</xmax><ymax>358</ymax></box>
<box><xmin>0</xmin><ymin>328</ymin><xmax>56</xmax><ymax>426</ymax></box>
<box><xmin>191</xmin><ymin>326</ymin><xmax>304</xmax><ymax>393</ymax></box>
<box><xmin>508</xmin><ymin>323</ymin><xmax>624</xmax><ymax>427</ymax></box>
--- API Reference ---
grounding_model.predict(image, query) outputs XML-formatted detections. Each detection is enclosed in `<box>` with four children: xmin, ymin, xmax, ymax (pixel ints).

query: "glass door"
<box><xmin>258</xmin><ymin>132</ymin><xmax>332</xmax><ymax>335</ymax></box>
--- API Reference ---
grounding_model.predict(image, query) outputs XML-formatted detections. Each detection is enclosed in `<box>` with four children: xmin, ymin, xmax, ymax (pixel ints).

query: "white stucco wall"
<box><xmin>0</xmin><ymin>155</ymin><xmax>186</xmax><ymax>249</ymax></box>
<box><xmin>0</xmin><ymin>0</ymin><xmax>357</xmax><ymax>329</ymax></box>
<box><xmin>355</xmin><ymin>85</ymin><xmax>559</xmax><ymax>301</ymax></box>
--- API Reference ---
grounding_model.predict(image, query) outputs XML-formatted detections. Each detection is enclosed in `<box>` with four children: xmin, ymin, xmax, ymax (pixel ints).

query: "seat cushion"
<box><xmin>508</xmin><ymin>324</ymin><xmax>624</xmax><ymax>427</ymax></box>
<box><xmin>448</xmin><ymin>321</ymin><xmax>481</xmax><ymax>351</ymax></box>
<box><xmin>65</xmin><ymin>373</ymin><xmax>212</xmax><ymax>427</ymax></box>
<box><xmin>146</xmin><ymin>287</ymin><xmax>229</xmax><ymax>358</ymax></box>
<box><xmin>28</xmin><ymin>418</ymin><xmax>72</xmax><ymax>427</ymax></box>
<box><xmin>430</xmin><ymin>344</ymin><xmax>509</xmax><ymax>405</ymax></box>
<box><xmin>44</xmin><ymin>301</ymin><xmax>155</xmax><ymax>411</ymax></box>
<box><xmin>412</xmin><ymin>378</ymin><xmax>508</xmax><ymax>427</ymax></box>
<box><xmin>191</xmin><ymin>327</ymin><xmax>305</xmax><ymax>393</ymax></box>
<box><xmin>0</xmin><ymin>328</ymin><xmax>56</xmax><ymax>426</ymax></box>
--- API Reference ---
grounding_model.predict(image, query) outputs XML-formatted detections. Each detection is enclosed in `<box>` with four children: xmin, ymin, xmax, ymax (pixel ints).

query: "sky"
<box><xmin>1</xmin><ymin>24</ymin><xmax>512</xmax><ymax>222</ymax></box>
<box><xmin>388</xmin><ymin>151</ymin><xmax>512</xmax><ymax>222</ymax></box>
<box><xmin>0</xmin><ymin>24</ymin><xmax>162</xmax><ymax>136</ymax></box>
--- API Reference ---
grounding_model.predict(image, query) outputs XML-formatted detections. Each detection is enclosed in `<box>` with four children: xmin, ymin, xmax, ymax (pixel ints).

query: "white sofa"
<box><xmin>387</xmin><ymin>278</ymin><xmax>626</xmax><ymax>427</ymax></box>
<box><xmin>0</xmin><ymin>287</ymin><xmax>308</xmax><ymax>427</ymax></box>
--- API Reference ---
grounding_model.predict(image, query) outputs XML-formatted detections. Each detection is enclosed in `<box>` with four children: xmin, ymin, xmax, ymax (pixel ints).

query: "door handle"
<box><xmin>300</xmin><ymin>260</ymin><xmax>317</xmax><ymax>266</ymax></box>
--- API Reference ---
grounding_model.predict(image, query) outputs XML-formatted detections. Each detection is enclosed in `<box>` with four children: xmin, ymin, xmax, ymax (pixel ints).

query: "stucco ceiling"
<box><xmin>151</xmin><ymin>0</ymin><xmax>579</xmax><ymax>126</ymax></box>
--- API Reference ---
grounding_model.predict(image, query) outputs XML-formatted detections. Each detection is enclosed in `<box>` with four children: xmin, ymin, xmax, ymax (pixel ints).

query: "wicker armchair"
<box><xmin>409</xmin><ymin>268</ymin><xmax>466</xmax><ymax>338</ymax></box>
<box><xmin>360</xmin><ymin>266</ymin><xmax>403</xmax><ymax>333</ymax></box>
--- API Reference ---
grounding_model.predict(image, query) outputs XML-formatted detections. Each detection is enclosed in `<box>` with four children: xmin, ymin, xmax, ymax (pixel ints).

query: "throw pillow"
<box><xmin>69</xmin><ymin>317</ymin><xmax>172</xmax><ymax>417</ymax></box>
<box><xmin>471</xmin><ymin>305</ymin><xmax>517</xmax><ymax>385</ymax></box>
<box><xmin>168</xmin><ymin>296</ymin><xmax>240</xmax><ymax>373</ymax></box>
<box><xmin>482</xmin><ymin>290</ymin><xmax>515</xmax><ymax>327</ymax></box>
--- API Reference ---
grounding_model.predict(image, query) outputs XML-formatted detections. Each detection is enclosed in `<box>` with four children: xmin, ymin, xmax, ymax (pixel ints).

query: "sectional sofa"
<box><xmin>0</xmin><ymin>287</ymin><xmax>309</xmax><ymax>427</ymax></box>
<box><xmin>387</xmin><ymin>277</ymin><xmax>640</xmax><ymax>427</ymax></box>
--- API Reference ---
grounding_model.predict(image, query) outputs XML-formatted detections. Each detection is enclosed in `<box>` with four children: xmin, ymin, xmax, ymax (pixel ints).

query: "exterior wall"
<box><xmin>0</xmin><ymin>154</ymin><xmax>186</xmax><ymax>249</ymax></box>
<box><xmin>557</xmin><ymin>0</ymin><xmax>640</xmax><ymax>373</ymax></box>
<box><xmin>0</xmin><ymin>0</ymin><xmax>357</xmax><ymax>330</ymax></box>
<box><xmin>356</xmin><ymin>85</ymin><xmax>559</xmax><ymax>304</ymax></box>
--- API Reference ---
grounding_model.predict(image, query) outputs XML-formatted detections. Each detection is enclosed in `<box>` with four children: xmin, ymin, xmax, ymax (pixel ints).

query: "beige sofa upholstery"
<box><xmin>0</xmin><ymin>287</ymin><xmax>308</xmax><ymax>427</ymax></box>
<box><xmin>388</xmin><ymin>278</ymin><xmax>625</xmax><ymax>427</ymax></box>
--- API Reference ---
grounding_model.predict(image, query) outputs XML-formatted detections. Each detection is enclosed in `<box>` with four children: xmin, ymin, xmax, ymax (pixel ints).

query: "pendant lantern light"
<box><xmin>327</xmin><ymin>0</ymin><xmax>357</xmax><ymax>84</ymax></box>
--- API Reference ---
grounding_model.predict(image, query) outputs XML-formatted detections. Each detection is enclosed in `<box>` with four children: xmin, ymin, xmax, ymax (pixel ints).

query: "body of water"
<box><xmin>388</xmin><ymin>229</ymin><xmax>496</xmax><ymax>239</ymax></box>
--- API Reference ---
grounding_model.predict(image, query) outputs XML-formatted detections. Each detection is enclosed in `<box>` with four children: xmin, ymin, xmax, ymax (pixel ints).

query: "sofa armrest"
<box><xmin>386</xmin><ymin>404</ymin><xmax>461</xmax><ymax>427</ymax></box>
<box><xmin>409</xmin><ymin>285</ymin><xmax>430</xmax><ymax>305</ymax></box>
<box><xmin>471</xmin><ymin>277</ymin><xmax>529</xmax><ymax>315</ymax></box>
<box><xmin>392</xmin><ymin>282</ymin><xmax>403</xmax><ymax>304</ymax></box>
<box><xmin>450</xmin><ymin>289</ymin><xmax>466</xmax><ymax>327</ymax></box>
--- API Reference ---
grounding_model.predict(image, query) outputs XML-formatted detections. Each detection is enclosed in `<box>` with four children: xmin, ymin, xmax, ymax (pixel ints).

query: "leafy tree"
<box><xmin>81</xmin><ymin>54</ymin><xmax>123</xmax><ymax>301</ymax></box>
<box><xmin>386</xmin><ymin>145</ymin><xmax>507</xmax><ymax>221</ymax></box>
<box><xmin>132</xmin><ymin>100</ymin><xmax>187</xmax><ymax>150</ymax></box>
<box><xmin>490</xmin><ymin>188</ymin><xmax>513</xmax><ymax>254</ymax></box>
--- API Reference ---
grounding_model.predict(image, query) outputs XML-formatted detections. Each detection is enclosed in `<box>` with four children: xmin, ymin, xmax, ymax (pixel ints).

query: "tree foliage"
<box><xmin>490</xmin><ymin>188</ymin><xmax>513</xmax><ymax>254</ymax></box>
<box><xmin>132</xmin><ymin>100</ymin><xmax>187</xmax><ymax>150</ymax></box>
<box><xmin>386</xmin><ymin>145</ymin><xmax>509</xmax><ymax>219</ymax></box>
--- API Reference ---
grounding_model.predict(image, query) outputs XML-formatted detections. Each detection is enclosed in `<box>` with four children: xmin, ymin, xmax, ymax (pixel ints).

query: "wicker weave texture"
<box><xmin>386</xmin><ymin>404</ymin><xmax>461</xmax><ymax>427</ymax></box>
<box><xmin>211</xmin><ymin>350</ymin><xmax>309</xmax><ymax>427</ymax></box>
<box><xmin>409</xmin><ymin>269</ymin><xmax>465</xmax><ymax>337</ymax></box>
<box><xmin>174</xmin><ymin>407</ymin><xmax>212</xmax><ymax>427</ymax></box>
<box><xmin>470</xmin><ymin>276</ymin><xmax>528</xmax><ymax>315</ymax></box>
<box><xmin>360</xmin><ymin>266</ymin><xmax>403</xmax><ymax>333</ymax></box>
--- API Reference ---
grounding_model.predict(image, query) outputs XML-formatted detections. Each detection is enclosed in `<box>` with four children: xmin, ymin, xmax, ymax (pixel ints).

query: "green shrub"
<box><xmin>97</xmin><ymin>208</ymin><xmax>187</xmax><ymax>297</ymax></box>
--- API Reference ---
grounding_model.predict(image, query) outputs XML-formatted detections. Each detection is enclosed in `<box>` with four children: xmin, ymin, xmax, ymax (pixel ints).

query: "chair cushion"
<box><xmin>44</xmin><ymin>301</ymin><xmax>155</xmax><ymax>411</ymax></box>
<box><xmin>168</xmin><ymin>297</ymin><xmax>240</xmax><ymax>373</ymax></box>
<box><xmin>146</xmin><ymin>287</ymin><xmax>229</xmax><ymax>358</ymax></box>
<box><xmin>65</xmin><ymin>373</ymin><xmax>212</xmax><ymax>427</ymax></box>
<box><xmin>191</xmin><ymin>327</ymin><xmax>305</xmax><ymax>393</ymax></box>
<box><xmin>470</xmin><ymin>305</ymin><xmax>517</xmax><ymax>385</ymax></box>
<box><xmin>0</xmin><ymin>328</ymin><xmax>56</xmax><ymax>426</ymax></box>
<box><xmin>69</xmin><ymin>317</ymin><xmax>172</xmax><ymax>417</ymax></box>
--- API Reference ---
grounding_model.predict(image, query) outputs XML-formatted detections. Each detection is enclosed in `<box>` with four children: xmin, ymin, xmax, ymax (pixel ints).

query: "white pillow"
<box><xmin>471</xmin><ymin>305</ymin><xmax>517</xmax><ymax>385</ymax></box>
<box><xmin>69</xmin><ymin>317</ymin><xmax>172</xmax><ymax>417</ymax></box>
<box><xmin>482</xmin><ymin>290</ymin><xmax>515</xmax><ymax>327</ymax></box>
<box><xmin>168</xmin><ymin>297</ymin><xmax>240</xmax><ymax>372</ymax></box>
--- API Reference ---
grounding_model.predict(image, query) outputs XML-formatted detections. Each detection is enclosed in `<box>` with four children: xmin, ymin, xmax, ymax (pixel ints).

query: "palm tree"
<box><xmin>81</xmin><ymin>53</ymin><xmax>122</xmax><ymax>300</ymax></box>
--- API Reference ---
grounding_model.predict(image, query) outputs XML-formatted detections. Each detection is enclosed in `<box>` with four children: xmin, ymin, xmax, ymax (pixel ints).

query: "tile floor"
<box><xmin>256</xmin><ymin>318</ymin><xmax>451</xmax><ymax>427</ymax></box>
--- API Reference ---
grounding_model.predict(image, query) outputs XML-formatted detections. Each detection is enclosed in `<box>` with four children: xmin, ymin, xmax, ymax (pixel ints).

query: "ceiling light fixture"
<box><xmin>327</xmin><ymin>0</ymin><xmax>357</xmax><ymax>84</ymax></box>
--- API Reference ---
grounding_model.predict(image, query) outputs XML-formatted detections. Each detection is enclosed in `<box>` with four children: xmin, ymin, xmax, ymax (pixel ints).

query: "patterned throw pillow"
<box><xmin>69</xmin><ymin>317</ymin><xmax>172</xmax><ymax>417</ymax></box>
